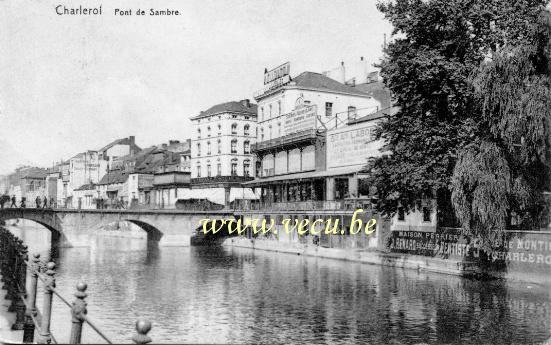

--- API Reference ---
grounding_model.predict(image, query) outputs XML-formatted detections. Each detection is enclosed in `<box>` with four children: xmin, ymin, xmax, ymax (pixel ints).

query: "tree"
<box><xmin>452</xmin><ymin>15</ymin><xmax>551</xmax><ymax>248</ymax></box>
<box><xmin>370</xmin><ymin>0</ymin><xmax>551</xmax><ymax>245</ymax></box>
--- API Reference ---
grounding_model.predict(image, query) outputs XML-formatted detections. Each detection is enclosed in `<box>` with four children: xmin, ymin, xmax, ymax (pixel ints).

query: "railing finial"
<box><xmin>132</xmin><ymin>319</ymin><xmax>152</xmax><ymax>344</ymax></box>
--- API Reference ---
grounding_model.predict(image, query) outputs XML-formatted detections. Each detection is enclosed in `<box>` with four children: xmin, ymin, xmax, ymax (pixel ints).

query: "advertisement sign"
<box><xmin>326</xmin><ymin>121</ymin><xmax>383</xmax><ymax>169</ymax></box>
<box><xmin>283</xmin><ymin>105</ymin><xmax>317</xmax><ymax>135</ymax></box>
<box><xmin>264</xmin><ymin>62</ymin><xmax>290</xmax><ymax>85</ymax></box>
<box><xmin>254</xmin><ymin>62</ymin><xmax>292</xmax><ymax>98</ymax></box>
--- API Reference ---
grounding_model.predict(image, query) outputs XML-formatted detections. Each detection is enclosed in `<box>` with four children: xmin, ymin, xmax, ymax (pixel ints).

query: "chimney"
<box><xmin>339</xmin><ymin>61</ymin><xmax>346</xmax><ymax>84</ymax></box>
<box><xmin>129</xmin><ymin>136</ymin><xmax>136</xmax><ymax>155</ymax></box>
<box><xmin>241</xmin><ymin>99</ymin><xmax>250</xmax><ymax>107</ymax></box>
<box><xmin>360</xmin><ymin>56</ymin><xmax>364</xmax><ymax>61</ymax></box>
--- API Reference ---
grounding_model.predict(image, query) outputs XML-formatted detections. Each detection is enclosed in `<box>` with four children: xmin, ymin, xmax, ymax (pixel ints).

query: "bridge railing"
<box><xmin>0</xmin><ymin>227</ymin><xmax>153</xmax><ymax>344</ymax></box>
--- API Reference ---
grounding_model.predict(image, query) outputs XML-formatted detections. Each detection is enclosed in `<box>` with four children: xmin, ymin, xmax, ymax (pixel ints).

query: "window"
<box><xmin>231</xmin><ymin>139</ymin><xmax>237</xmax><ymax>154</ymax></box>
<box><xmin>217</xmin><ymin>124</ymin><xmax>221</xmax><ymax>135</ymax></box>
<box><xmin>243</xmin><ymin>159</ymin><xmax>250</xmax><ymax>177</ymax></box>
<box><xmin>207</xmin><ymin>126</ymin><xmax>211</xmax><ymax>137</ymax></box>
<box><xmin>325</xmin><ymin>102</ymin><xmax>333</xmax><ymax>117</ymax></box>
<box><xmin>269</xmin><ymin>104</ymin><xmax>273</xmax><ymax>118</ymax></box>
<box><xmin>207</xmin><ymin>141</ymin><xmax>211</xmax><ymax>155</ymax></box>
<box><xmin>197</xmin><ymin>128</ymin><xmax>201</xmax><ymax>138</ymax></box>
<box><xmin>277</xmin><ymin>122</ymin><xmax>282</xmax><ymax>137</ymax></box>
<box><xmin>245</xmin><ymin>116</ymin><xmax>250</xmax><ymax>120</ymax></box>
<box><xmin>278</xmin><ymin>100</ymin><xmax>282</xmax><ymax>116</ymax></box>
<box><xmin>260</xmin><ymin>107</ymin><xmax>264</xmax><ymax>121</ymax></box>
<box><xmin>231</xmin><ymin>123</ymin><xmax>238</xmax><ymax>135</ymax></box>
<box><xmin>244</xmin><ymin>125</ymin><xmax>250</xmax><ymax>136</ymax></box>
<box><xmin>207</xmin><ymin>163</ymin><xmax>211</xmax><ymax>177</ymax></box>
<box><xmin>269</xmin><ymin>125</ymin><xmax>272</xmax><ymax>140</ymax></box>
<box><xmin>232</xmin><ymin>114</ymin><xmax>237</xmax><ymax>119</ymax></box>
<box><xmin>231</xmin><ymin>159</ymin><xmax>238</xmax><ymax>176</ymax></box>
<box><xmin>398</xmin><ymin>207</ymin><xmax>405</xmax><ymax>221</ymax></box>
<box><xmin>217</xmin><ymin>139</ymin><xmax>221</xmax><ymax>154</ymax></box>
<box><xmin>244</xmin><ymin>141</ymin><xmax>250</xmax><ymax>154</ymax></box>
<box><xmin>261</xmin><ymin>128</ymin><xmax>265</xmax><ymax>141</ymax></box>
<box><xmin>197</xmin><ymin>143</ymin><xmax>201</xmax><ymax>156</ymax></box>
<box><xmin>217</xmin><ymin>163</ymin><xmax>222</xmax><ymax>176</ymax></box>
<box><xmin>423</xmin><ymin>207</ymin><xmax>431</xmax><ymax>222</ymax></box>
<box><xmin>197</xmin><ymin>164</ymin><xmax>201</xmax><ymax>178</ymax></box>
<box><xmin>347</xmin><ymin>106</ymin><xmax>357</xmax><ymax>118</ymax></box>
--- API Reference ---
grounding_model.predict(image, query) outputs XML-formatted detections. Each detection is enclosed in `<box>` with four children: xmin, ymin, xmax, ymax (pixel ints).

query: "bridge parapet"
<box><xmin>0</xmin><ymin>208</ymin><xmax>236</xmax><ymax>247</ymax></box>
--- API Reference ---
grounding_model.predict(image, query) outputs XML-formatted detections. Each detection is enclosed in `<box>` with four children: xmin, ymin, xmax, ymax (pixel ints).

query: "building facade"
<box><xmin>247</xmin><ymin>63</ymin><xmax>382</xmax><ymax>204</ymax></box>
<box><xmin>190</xmin><ymin>99</ymin><xmax>258</xmax><ymax>206</ymax></box>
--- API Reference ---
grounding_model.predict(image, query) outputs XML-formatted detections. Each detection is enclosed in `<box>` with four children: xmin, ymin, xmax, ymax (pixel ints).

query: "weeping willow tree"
<box><xmin>451</xmin><ymin>14</ymin><xmax>551</xmax><ymax>250</ymax></box>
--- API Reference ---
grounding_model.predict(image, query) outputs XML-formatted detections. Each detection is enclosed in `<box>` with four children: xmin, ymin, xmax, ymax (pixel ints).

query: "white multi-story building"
<box><xmin>190</xmin><ymin>99</ymin><xmax>259</xmax><ymax>206</ymax></box>
<box><xmin>246</xmin><ymin>62</ymin><xmax>383</xmax><ymax>203</ymax></box>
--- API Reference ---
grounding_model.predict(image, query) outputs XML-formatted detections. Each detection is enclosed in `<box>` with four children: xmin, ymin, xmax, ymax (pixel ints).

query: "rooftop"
<box><xmin>255</xmin><ymin>71</ymin><xmax>371</xmax><ymax>100</ymax></box>
<box><xmin>191</xmin><ymin>100</ymin><xmax>258</xmax><ymax>120</ymax></box>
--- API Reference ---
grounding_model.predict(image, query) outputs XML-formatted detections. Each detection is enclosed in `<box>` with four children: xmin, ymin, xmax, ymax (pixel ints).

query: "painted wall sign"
<box><xmin>389</xmin><ymin>229</ymin><xmax>551</xmax><ymax>273</ymax></box>
<box><xmin>283</xmin><ymin>105</ymin><xmax>317</xmax><ymax>136</ymax></box>
<box><xmin>326</xmin><ymin>121</ymin><xmax>383</xmax><ymax>169</ymax></box>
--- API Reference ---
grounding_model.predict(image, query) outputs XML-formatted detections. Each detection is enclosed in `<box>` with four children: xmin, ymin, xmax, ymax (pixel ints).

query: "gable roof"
<box><xmin>98</xmin><ymin>137</ymin><xmax>141</xmax><ymax>153</ymax></box>
<box><xmin>289</xmin><ymin>72</ymin><xmax>370</xmax><ymax>97</ymax></box>
<box><xmin>98</xmin><ymin>170</ymin><xmax>128</xmax><ymax>185</ymax></box>
<box><xmin>191</xmin><ymin>101</ymin><xmax>258</xmax><ymax>120</ymax></box>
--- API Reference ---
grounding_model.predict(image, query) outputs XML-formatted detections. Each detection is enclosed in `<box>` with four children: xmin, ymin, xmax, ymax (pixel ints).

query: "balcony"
<box><xmin>191</xmin><ymin>175</ymin><xmax>254</xmax><ymax>185</ymax></box>
<box><xmin>252</xmin><ymin>129</ymin><xmax>319</xmax><ymax>153</ymax></box>
<box><xmin>153</xmin><ymin>172</ymin><xmax>191</xmax><ymax>186</ymax></box>
<box><xmin>231</xmin><ymin>198</ymin><xmax>376</xmax><ymax>212</ymax></box>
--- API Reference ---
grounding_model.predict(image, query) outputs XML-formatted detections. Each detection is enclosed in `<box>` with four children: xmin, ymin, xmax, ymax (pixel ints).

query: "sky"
<box><xmin>0</xmin><ymin>0</ymin><xmax>392</xmax><ymax>174</ymax></box>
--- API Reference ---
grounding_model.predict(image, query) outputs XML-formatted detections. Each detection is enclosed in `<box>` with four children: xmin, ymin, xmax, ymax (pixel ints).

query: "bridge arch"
<box><xmin>124</xmin><ymin>219</ymin><xmax>164</xmax><ymax>242</ymax></box>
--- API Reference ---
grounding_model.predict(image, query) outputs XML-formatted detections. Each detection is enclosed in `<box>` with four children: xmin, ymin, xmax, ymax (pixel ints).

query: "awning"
<box><xmin>229</xmin><ymin>188</ymin><xmax>260</xmax><ymax>202</ymax></box>
<box><xmin>179</xmin><ymin>188</ymin><xmax>226</xmax><ymax>205</ymax></box>
<box><xmin>243</xmin><ymin>166</ymin><xmax>363</xmax><ymax>186</ymax></box>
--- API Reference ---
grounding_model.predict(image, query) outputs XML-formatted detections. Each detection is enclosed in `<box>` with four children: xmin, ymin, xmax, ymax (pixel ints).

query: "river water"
<box><xmin>5</xmin><ymin>222</ymin><xmax>551</xmax><ymax>344</ymax></box>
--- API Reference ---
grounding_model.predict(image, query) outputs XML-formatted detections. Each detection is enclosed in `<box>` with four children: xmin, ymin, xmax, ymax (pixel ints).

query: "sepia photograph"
<box><xmin>1</xmin><ymin>0</ymin><xmax>551</xmax><ymax>344</ymax></box>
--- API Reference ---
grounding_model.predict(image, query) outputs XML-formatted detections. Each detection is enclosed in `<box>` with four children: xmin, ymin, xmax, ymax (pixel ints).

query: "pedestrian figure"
<box><xmin>20</xmin><ymin>197</ymin><xmax>26</xmax><ymax>208</ymax></box>
<box><xmin>43</xmin><ymin>196</ymin><xmax>48</xmax><ymax>208</ymax></box>
<box><xmin>10</xmin><ymin>195</ymin><xmax>16</xmax><ymax>208</ymax></box>
<box><xmin>50</xmin><ymin>197</ymin><xmax>55</xmax><ymax>209</ymax></box>
<box><xmin>35</xmin><ymin>196</ymin><xmax>41</xmax><ymax>208</ymax></box>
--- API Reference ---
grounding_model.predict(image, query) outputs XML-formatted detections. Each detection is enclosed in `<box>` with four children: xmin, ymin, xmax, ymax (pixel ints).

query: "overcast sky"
<box><xmin>0</xmin><ymin>0</ymin><xmax>392</xmax><ymax>174</ymax></box>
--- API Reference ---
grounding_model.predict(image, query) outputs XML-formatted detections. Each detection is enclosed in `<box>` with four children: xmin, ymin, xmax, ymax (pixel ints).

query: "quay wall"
<box><xmin>227</xmin><ymin>212</ymin><xmax>551</xmax><ymax>284</ymax></box>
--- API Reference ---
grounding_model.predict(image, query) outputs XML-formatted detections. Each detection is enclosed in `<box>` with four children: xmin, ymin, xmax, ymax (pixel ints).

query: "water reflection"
<box><xmin>5</xmin><ymin>222</ymin><xmax>551</xmax><ymax>344</ymax></box>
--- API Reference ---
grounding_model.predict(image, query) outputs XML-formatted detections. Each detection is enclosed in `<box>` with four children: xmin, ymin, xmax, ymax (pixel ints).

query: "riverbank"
<box><xmin>221</xmin><ymin>237</ymin><xmax>551</xmax><ymax>285</ymax></box>
<box><xmin>222</xmin><ymin>237</ymin><xmax>478</xmax><ymax>276</ymax></box>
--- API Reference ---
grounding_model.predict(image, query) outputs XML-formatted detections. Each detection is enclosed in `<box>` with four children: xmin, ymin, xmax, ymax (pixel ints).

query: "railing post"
<box><xmin>132</xmin><ymin>319</ymin><xmax>152</xmax><ymax>344</ymax></box>
<box><xmin>12</xmin><ymin>244</ymin><xmax>28</xmax><ymax>330</ymax></box>
<box><xmin>37</xmin><ymin>262</ymin><xmax>56</xmax><ymax>344</ymax></box>
<box><xmin>8</xmin><ymin>239</ymin><xmax>23</xmax><ymax>312</ymax></box>
<box><xmin>23</xmin><ymin>253</ymin><xmax>40</xmax><ymax>343</ymax></box>
<box><xmin>69</xmin><ymin>282</ymin><xmax>87</xmax><ymax>344</ymax></box>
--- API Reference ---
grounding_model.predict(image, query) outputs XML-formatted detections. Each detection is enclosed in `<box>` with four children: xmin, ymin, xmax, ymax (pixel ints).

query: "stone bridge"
<box><xmin>0</xmin><ymin>208</ymin><xmax>234</xmax><ymax>248</ymax></box>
